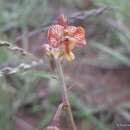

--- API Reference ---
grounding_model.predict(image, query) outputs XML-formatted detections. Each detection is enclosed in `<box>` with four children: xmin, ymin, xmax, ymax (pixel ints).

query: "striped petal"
<box><xmin>65</xmin><ymin>26</ymin><xmax>85</xmax><ymax>44</ymax></box>
<box><xmin>48</xmin><ymin>25</ymin><xmax>64</xmax><ymax>47</ymax></box>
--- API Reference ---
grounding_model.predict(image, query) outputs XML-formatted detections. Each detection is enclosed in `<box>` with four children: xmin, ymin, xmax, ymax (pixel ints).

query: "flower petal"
<box><xmin>66</xmin><ymin>26</ymin><xmax>85</xmax><ymax>44</ymax></box>
<box><xmin>48</xmin><ymin>25</ymin><xmax>64</xmax><ymax>47</ymax></box>
<box><xmin>73</xmin><ymin>26</ymin><xmax>85</xmax><ymax>43</ymax></box>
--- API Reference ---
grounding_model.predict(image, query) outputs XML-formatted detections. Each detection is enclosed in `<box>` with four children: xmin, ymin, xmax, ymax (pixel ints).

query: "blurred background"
<box><xmin>0</xmin><ymin>0</ymin><xmax>130</xmax><ymax>130</ymax></box>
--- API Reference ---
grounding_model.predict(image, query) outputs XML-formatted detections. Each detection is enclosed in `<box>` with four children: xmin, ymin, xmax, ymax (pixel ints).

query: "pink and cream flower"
<box><xmin>44</xmin><ymin>15</ymin><xmax>86</xmax><ymax>61</ymax></box>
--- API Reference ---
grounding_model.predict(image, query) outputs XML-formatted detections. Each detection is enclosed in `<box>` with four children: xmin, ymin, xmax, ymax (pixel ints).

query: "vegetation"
<box><xmin>0</xmin><ymin>0</ymin><xmax>130</xmax><ymax>130</ymax></box>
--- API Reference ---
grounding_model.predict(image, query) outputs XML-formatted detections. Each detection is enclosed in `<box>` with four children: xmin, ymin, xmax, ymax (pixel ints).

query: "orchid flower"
<box><xmin>44</xmin><ymin>15</ymin><xmax>86</xmax><ymax>61</ymax></box>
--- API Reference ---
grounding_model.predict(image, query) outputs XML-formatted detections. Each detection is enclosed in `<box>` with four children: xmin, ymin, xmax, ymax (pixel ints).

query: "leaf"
<box><xmin>0</xmin><ymin>48</ymin><xmax>8</xmax><ymax>62</ymax></box>
<box><xmin>116</xmin><ymin>108</ymin><xmax>130</xmax><ymax>121</ymax></box>
<box><xmin>22</xmin><ymin>70</ymin><xmax>57</xmax><ymax>79</ymax></box>
<box><xmin>34</xmin><ymin>112</ymin><xmax>53</xmax><ymax>130</ymax></box>
<box><xmin>70</xmin><ymin>94</ymin><xmax>110</xmax><ymax>130</ymax></box>
<box><xmin>118</xmin><ymin>101</ymin><xmax>130</xmax><ymax>109</ymax></box>
<box><xmin>90</xmin><ymin>42</ymin><xmax>130</xmax><ymax>66</ymax></box>
<box><xmin>0</xmin><ymin>86</ymin><xmax>12</xmax><ymax>130</ymax></box>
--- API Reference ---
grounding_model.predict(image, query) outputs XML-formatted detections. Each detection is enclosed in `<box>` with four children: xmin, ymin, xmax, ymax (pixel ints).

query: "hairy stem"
<box><xmin>55</xmin><ymin>58</ymin><xmax>77</xmax><ymax>130</ymax></box>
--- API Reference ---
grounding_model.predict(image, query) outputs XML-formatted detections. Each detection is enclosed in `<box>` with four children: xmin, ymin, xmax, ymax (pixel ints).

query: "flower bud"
<box><xmin>58</xmin><ymin>15</ymin><xmax>68</xmax><ymax>27</ymax></box>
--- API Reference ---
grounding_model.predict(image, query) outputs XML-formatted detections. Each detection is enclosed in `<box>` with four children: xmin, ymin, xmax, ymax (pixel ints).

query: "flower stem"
<box><xmin>55</xmin><ymin>58</ymin><xmax>77</xmax><ymax>130</ymax></box>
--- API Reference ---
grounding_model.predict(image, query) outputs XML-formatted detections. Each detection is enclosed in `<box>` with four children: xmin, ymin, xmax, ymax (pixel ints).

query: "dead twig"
<box><xmin>0</xmin><ymin>60</ymin><xmax>43</xmax><ymax>77</ymax></box>
<box><xmin>15</xmin><ymin>7</ymin><xmax>109</xmax><ymax>42</ymax></box>
<box><xmin>70</xmin><ymin>6</ymin><xmax>109</xmax><ymax>20</ymax></box>
<box><xmin>0</xmin><ymin>40</ymin><xmax>47</xmax><ymax>77</ymax></box>
<box><xmin>0</xmin><ymin>41</ymin><xmax>39</xmax><ymax>59</ymax></box>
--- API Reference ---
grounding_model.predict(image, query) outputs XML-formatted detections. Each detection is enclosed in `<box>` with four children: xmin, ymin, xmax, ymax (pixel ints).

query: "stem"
<box><xmin>51</xmin><ymin>103</ymin><xmax>63</xmax><ymax>127</ymax></box>
<box><xmin>55</xmin><ymin>58</ymin><xmax>77</xmax><ymax>130</ymax></box>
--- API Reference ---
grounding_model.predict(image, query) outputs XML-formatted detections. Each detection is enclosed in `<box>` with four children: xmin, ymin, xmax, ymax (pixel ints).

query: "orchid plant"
<box><xmin>43</xmin><ymin>15</ymin><xmax>86</xmax><ymax>130</ymax></box>
<box><xmin>44</xmin><ymin>15</ymin><xmax>86</xmax><ymax>61</ymax></box>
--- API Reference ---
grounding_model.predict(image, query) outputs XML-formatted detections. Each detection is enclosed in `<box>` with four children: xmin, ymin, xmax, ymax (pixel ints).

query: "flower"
<box><xmin>44</xmin><ymin>15</ymin><xmax>86</xmax><ymax>61</ymax></box>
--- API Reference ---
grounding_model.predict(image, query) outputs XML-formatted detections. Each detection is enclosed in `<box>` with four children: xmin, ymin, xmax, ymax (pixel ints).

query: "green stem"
<box><xmin>55</xmin><ymin>58</ymin><xmax>77</xmax><ymax>130</ymax></box>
